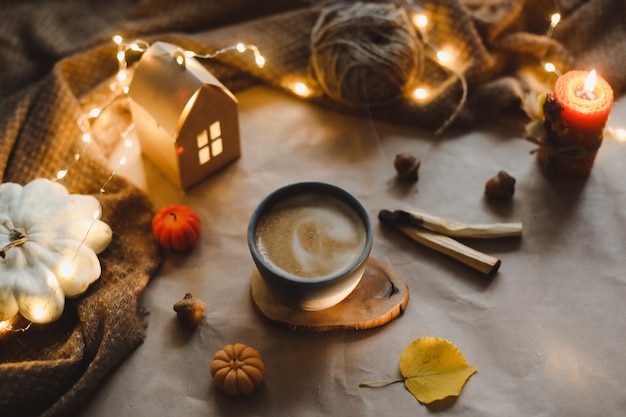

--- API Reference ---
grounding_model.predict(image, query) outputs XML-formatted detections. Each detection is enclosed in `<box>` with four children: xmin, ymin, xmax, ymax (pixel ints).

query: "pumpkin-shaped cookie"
<box><xmin>210</xmin><ymin>343</ymin><xmax>265</xmax><ymax>396</ymax></box>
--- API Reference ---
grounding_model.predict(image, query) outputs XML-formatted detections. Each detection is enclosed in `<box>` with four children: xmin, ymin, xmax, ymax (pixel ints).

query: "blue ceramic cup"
<box><xmin>248</xmin><ymin>182</ymin><xmax>373</xmax><ymax>311</ymax></box>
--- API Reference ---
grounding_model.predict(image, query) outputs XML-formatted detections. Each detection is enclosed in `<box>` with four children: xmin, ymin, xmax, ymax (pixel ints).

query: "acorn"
<box><xmin>485</xmin><ymin>170</ymin><xmax>516</xmax><ymax>200</ymax></box>
<box><xmin>394</xmin><ymin>153</ymin><xmax>420</xmax><ymax>182</ymax></box>
<box><xmin>173</xmin><ymin>293</ymin><xmax>206</xmax><ymax>329</ymax></box>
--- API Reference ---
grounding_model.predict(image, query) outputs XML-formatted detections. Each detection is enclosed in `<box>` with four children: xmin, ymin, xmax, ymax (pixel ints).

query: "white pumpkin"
<box><xmin>0</xmin><ymin>178</ymin><xmax>112</xmax><ymax>324</ymax></box>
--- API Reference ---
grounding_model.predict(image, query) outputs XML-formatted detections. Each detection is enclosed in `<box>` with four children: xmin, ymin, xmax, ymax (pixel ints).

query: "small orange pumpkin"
<box><xmin>210</xmin><ymin>343</ymin><xmax>265</xmax><ymax>396</ymax></box>
<box><xmin>152</xmin><ymin>204</ymin><xmax>201</xmax><ymax>251</ymax></box>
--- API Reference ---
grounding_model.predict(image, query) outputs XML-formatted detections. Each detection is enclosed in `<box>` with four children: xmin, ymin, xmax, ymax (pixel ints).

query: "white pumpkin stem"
<box><xmin>0</xmin><ymin>228</ymin><xmax>28</xmax><ymax>259</ymax></box>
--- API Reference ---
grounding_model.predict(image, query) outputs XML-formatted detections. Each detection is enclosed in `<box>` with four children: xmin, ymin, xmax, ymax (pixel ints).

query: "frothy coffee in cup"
<box><xmin>254</xmin><ymin>193</ymin><xmax>367</xmax><ymax>279</ymax></box>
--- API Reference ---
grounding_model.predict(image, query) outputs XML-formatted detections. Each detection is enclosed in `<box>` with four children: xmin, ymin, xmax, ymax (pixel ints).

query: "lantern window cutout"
<box><xmin>128</xmin><ymin>42</ymin><xmax>241</xmax><ymax>191</ymax></box>
<box><xmin>196</xmin><ymin>121</ymin><xmax>224</xmax><ymax>166</ymax></box>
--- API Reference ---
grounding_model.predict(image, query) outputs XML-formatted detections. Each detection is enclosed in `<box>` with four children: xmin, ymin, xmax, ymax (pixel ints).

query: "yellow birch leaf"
<box><xmin>399</xmin><ymin>337</ymin><xmax>478</xmax><ymax>404</ymax></box>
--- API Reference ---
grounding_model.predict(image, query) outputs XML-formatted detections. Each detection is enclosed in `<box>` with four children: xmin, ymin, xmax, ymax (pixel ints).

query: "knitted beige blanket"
<box><xmin>0</xmin><ymin>1</ymin><xmax>623</xmax><ymax>416</ymax></box>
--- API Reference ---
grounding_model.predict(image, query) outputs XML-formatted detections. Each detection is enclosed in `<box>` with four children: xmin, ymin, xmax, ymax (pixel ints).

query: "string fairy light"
<box><xmin>0</xmin><ymin>36</ymin><xmax>265</xmax><ymax>334</ymax></box>
<box><xmin>292</xmin><ymin>82</ymin><xmax>312</xmax><ymax>97</ymax></box>
<box><xmin>282</xmin><ymin>77</ymin><xmax>316</xmax><ymax>98</ymax></box>
<box><xmin>543</xmin><ymin>62</ymin><xmax>562</xmax><ymax>77</ymax></box>
<box><xmin>0</xmin><ymin>319</ymin><xmax>12</xmax><ymax>332</ymax></box>
<box><xmin>184</xmin><ymin>42</ymin><xmax>266</xmax><ymax>68</ymax></box>
<box><xmin>545</xmin><ymin>12</ymin><xmax>561</xmax><ymax>41</ymax></box>
<box><xmin>406</xmin><ymin>0</ymin><xmax>468</xmax><ymax>135</ymax></box>
<box><xmin>404</xmin><ymin>0</ymin><xmax>569</xmax><ymax>135</ymax></box>
<box><xmin>281</xmin><ymin>76</ymin><xmax>316</xmax><ymax>98</ymax></box>
<box><xmin>61</xmin><ymin>34</ymin><xmax>265</xmax><ymax>219</ymax></box>
<box><xmin>54</xmin><ymin>36</ymin><xmax>149</xmax><ymax>184</ymax></box>
<box><xmin>0</xmin><ymin>316</ymin><xmax>31</xmax><ymax>334</ymax></box>
<box><xmin>540</xmin><ymin>6</ymin><xmax>562</xmax><ymax>77</ymax></box>
<box><xmin>413</xmin><ymin>87</ymin><xmax>427</xmax><ymax>100</ymax></box>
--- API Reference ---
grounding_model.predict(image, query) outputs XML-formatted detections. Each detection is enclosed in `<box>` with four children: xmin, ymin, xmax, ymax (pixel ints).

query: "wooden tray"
<box><xmin>250</xmin><ymin>258</ymin><xmax>409</xmax><ymax>332</ymax></box>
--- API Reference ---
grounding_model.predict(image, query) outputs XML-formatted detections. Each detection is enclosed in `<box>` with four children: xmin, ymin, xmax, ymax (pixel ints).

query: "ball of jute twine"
<box><xmin>310</xmin><ymin>2</ymin><xmax>424</xmax><ymax>109</ymax></box>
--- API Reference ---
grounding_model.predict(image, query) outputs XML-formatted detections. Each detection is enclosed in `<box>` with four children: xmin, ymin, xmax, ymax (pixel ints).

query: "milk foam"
<box><xmin>255</xmin><ymin>193</ymin><xmax>366</xmax><ymax>279</ymax></box>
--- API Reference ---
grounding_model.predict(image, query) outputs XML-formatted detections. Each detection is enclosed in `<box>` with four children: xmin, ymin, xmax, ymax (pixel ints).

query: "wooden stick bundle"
<box><xmin>379</xmin><ymin>210</ymin><xmax>522</xmax><ymax>275</ymax></box>
<box><xmin>394</xmin><ymin>210</ymin><xmax>523</xmax><ymax>239</ymax></box>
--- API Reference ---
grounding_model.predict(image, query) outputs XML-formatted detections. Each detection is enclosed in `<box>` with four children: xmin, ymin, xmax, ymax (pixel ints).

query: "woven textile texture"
<box><xmin>0</xmin><ymin>0</ymin><xmax>624</xmax><ymax>416</ymax></box>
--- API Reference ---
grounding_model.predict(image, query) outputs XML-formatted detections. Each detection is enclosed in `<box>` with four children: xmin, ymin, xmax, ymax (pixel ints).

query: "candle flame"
<box><xmin>583</xmin><ymin>70</ymin><xmax>597</xmax><ymax>94</ymax></box>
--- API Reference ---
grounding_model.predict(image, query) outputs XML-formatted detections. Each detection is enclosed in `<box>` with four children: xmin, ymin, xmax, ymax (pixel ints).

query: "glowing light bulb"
<box><xmin>550</xmin><ymin>13</ymin><xmax>561</xmax><ymax>27</ymax></box>
<box><xmin>436</xmin><ymin>50</ymin><xmax>451</xmax><ymax>64</ymax></box>
<box><xmin>413</xmin><ymin>88</ymin><xmax>427</xmax><ymax>100</ymax></box>
<box><xmin>412</xmin><ymin>13</ymin><xmax>428</xmax><ymax>29</ymax></box>
<box><xmin>112</xmin><ymin>35</ymin><xmax>123</xmax><ymax>45</ymax></box>
<box><xmin>116</xmin><ymin>51</ymin><xmax>126</xmax><ymax>63</ymax></box>
<box><xmin>117</xmin><ymin>69</ymin><xmax>127</xmax><ymax>83</ymax></box>
<box><xmin>59</xmin><ymin>261</ymin><xmax>74</xmax><ymax>278</ymax></box>
<box><xmin>89</xmin><ymin>108</ymin><xmax>101</xmax><ymax>118</ymax></box>
<box><xmin>56</xmin><ymin>170</ymin><xmax>68</xmax><ymax>180</ymax></box>
<box><xmin>255</xmin><ymin>55</ymin><xmax>266</xmax><ymax>68</ymax></box>
<box><xmin>292</xmin><ymin>82</ymin><xmax>310</xmax><ymax>97</ymax></box>
<box><xmin>0</xmin><ymin>320</ymin><xmax>11</xmax><ymax>332</ymax></box>
<box><xmin>31</xmin><ymin>304</ymin><xmax>47</xmax><ymax>322</ymax></box>
<box><xmin>543</xmin><ymin>62</ymin><xmax>562</xmax><ymax>76</ymax></box>
<box><xmin>236</xmin><ymin>43</ymin><xmax>246</xmax><ymax>53</ymax></box>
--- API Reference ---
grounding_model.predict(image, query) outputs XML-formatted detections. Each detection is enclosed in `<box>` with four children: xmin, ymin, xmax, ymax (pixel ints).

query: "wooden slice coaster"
<box><xmin>250</xmin><ymin>257</ymin><xmax>409</xmax><ymax>332</ymax></box>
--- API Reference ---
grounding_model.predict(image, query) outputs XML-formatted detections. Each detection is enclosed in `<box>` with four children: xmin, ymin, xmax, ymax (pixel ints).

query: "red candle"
<box><xmin>540</xmin><ymin>69</ymin><xmax>614</xmax><ymax>176</ymax></box>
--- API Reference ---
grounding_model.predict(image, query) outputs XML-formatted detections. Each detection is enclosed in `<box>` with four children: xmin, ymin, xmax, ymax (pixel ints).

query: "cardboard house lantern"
<box><xmin>128</xmin><ymin>41</ymin><xmax>241</xmax><ymax>190</ymax></box>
